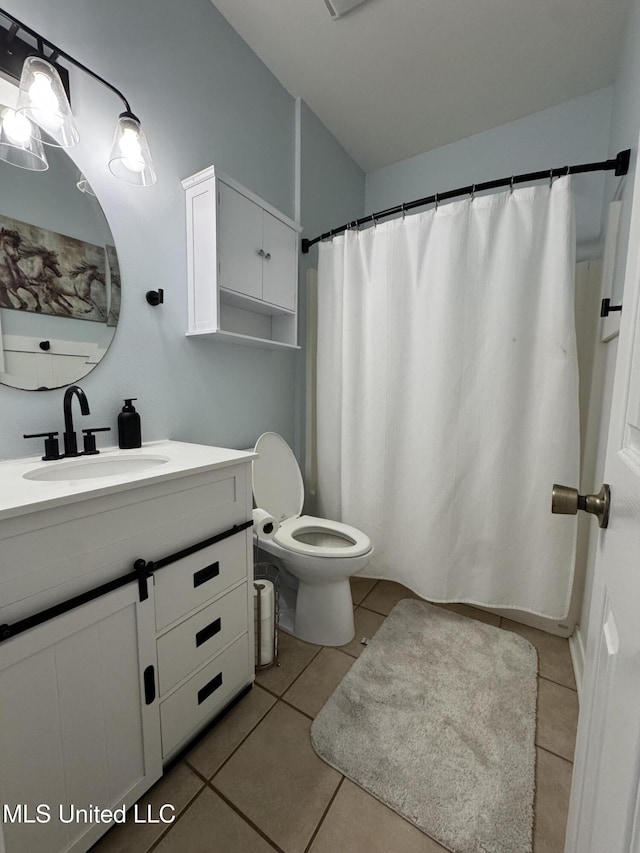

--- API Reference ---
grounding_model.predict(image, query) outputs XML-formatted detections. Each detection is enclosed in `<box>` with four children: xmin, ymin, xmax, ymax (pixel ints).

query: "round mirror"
<box><xmin>0</xmin><ymin>104</ymin><xmax>119</xmax><ymax>391</ymax></box>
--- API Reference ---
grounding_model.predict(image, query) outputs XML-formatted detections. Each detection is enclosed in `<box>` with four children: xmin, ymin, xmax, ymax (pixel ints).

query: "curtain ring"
<box><xmin>372</xmin><ymin>213</ymin><xmax>378</xmax><ymax>228</ymax></box>
<box><xmin>549</xmin><ymin>169</ymin><xmax>554</xmax><ymax>188</ymax></box>
<box><xmin>402</xmin><ymin>203</ymin><xmax>406</xmax><ymax>220</ymax></box>
<box><xmin>470</xmin><ymin>185</ymin><xmax>475</xmax><ymax>202</ymax></box>
<box><xmin>435</xmin><ymin>193</ymin><xmax>439</xmax><ymax>210</ymax></box>
<box><xmin>509</xmin><ymin>176</ymin><xmax>515</xmax><ymax>194</ymax></box>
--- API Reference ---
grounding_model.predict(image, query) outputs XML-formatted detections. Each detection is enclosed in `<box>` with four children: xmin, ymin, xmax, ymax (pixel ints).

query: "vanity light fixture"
<box><xmin>109</xmin><ymin>111</ymin><xmax>156</xmax><ymax>188</ymax></box>
<box><xmin>0</xmin><ymin>6</ymin><xmax>157</xmax><ymax>185</ymax></box>
<box><xmin>0</xmin><ymin>103</ymin><xmax>47</xmax><ymax>170</ymax></box>
<box><xmin>16</xmin><ymin>55</ymin><xmax>78</xmax><ymax>148</ymax></box>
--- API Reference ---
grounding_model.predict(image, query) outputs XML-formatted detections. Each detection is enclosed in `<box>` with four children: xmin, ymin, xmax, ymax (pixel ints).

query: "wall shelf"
<box><xmin>186</xmin><ymin>328</ymin><xmax>300</xmax><ymax>351</ymax></box>
<box><xmin>219</xmin><ymin>287</ymin><xmax>296</xmax><ymax>317</ymax></box>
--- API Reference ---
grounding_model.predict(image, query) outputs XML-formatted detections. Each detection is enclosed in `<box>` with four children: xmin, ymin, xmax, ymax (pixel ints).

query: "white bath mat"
<box><xmin>310</xmin><ymin>600</ymin><xmax>538</xmax><ymax>853</ymax></box>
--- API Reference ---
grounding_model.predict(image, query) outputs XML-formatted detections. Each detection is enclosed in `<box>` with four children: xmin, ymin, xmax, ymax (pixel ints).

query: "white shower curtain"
<box><xmin>316</xmin><ymin>177</ymin><xmax>579</xmax><ymax>619</ymax></box>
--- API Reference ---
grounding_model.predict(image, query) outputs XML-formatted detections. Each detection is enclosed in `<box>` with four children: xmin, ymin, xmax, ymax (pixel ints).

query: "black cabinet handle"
<box><xmin>144</xmin><ymin>665</ymin><xmax>156</xmax><ymax>705</ymax></box>
<box><xmin>197</xmin><ymin>672</ymin><xmax>222</xmax><ymax>705</ymax></box>
<box><xmin>193</xmin><ymin>561</ymin><xmax>220</xmax><ymax>588</ymax></box>
<box><xmin>195</xmin><ymin>617</ymin><xmax>221</xmax><ymax>648</ymax></box>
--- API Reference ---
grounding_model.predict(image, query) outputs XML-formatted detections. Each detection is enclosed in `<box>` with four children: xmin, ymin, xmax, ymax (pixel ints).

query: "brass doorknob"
<box><xmin>551</xmin><ymin>484</ymin><xmax>611</xmax><ymax>529</ymax></box>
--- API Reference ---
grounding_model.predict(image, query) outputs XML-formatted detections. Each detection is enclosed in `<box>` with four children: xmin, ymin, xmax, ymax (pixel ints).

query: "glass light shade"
<box><xmin>0</xmin><ymin>106</ymin><xmax>48</xmax><ymax>171</ymax></box>
<box><xmin>17</xmin><ymin>56</ymin><xmax>79</xmax><ymax>147</ymax></box>
<box><xmin>108</xmin><ymin>112</ymin><xmax>156</xmax><ymax>187</ymax></box>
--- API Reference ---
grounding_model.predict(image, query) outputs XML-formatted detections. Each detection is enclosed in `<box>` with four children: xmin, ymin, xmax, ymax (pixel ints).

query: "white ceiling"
<box><xmin>210</xmin><ymin>0</ymin><xmax>630</xmax><ymax>173</ymax></box>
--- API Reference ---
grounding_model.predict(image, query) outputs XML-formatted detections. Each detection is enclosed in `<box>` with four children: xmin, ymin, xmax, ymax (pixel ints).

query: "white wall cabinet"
<box><xmin>183</xmin><ymin>165</ymin><xmax>301</xmax><ymax>350</ymax></box>
<box><xmin>0</xmin><ymin>445</ymin><xmax>255</xmax><ymax>853</ymax></box>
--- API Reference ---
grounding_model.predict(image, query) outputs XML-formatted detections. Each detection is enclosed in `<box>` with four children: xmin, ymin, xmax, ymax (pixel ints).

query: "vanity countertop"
<box><xmin>0</xmin><ymin>440</ymin><xmax>257</xmax><ymax>522</ymax></box>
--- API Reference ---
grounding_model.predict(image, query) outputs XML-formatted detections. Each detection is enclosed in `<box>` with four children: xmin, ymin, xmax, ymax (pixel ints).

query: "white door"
<box><xmin>0</xmin><ymin>582</ymin><xmax>161</xmax><ymax>853</ymax></box>
<box><xmin>566</xmin><ymin>145</ymin><xmax>640</xmax><ymax>852</ymax></box>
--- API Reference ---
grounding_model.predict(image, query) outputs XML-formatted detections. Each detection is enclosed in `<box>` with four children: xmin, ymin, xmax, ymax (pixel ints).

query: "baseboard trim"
<box><xmin>569</xmin><ymin>627</ymin><xmax>585</xmax><ymax>699</ymax></box>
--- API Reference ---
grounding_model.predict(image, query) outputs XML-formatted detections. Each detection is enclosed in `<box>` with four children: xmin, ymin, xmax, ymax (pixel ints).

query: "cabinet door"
<box><xmin>262</xmin><ymin>211</ymin><xmax>297</xmax><ymax>311</ymax></box>
<box><xmin>217</xmin><ymin>182</ymin><xmax>263</xmax><ymax>300</ymax></box>
<box><xmin>0</xmin><ymin>584</ymin><xmax>161</xmax><ymax>853</ymax></box>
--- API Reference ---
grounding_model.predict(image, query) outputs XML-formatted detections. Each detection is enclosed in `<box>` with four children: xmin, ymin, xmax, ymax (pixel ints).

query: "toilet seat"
<box><xmin>252</xmin><ymin>432</ymin><xmax>304</xmax><ymax>523</ymax></box>
<box><xmin>275</xmin><ymin>515</ymin><xmax>372</xmax><ymax>558</ymax></box>
<box><xmin>252</xmin><ymin>432</ymin><xmax>374</xmax><ymax>645</ymax></box>
<box><xmin>253</xmin><ymin>431</ymin><xmax>373</xmax><ymax>560</ymax></box>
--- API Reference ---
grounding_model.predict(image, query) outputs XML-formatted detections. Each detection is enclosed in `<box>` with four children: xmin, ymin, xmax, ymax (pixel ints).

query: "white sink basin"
<box><xmin>24</xmin><ymin>454</ymin><xmax>170</xmax><ymax>482</ymax></box>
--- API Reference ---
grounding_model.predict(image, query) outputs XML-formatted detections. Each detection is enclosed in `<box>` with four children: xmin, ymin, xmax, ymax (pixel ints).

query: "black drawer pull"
<box><xmin>193</xmin><ymin>561</ymin><xmax>220</xmax><ymax>588</ymax></box>
<box><xmin>144</xmin><ymin>666</ymin><xmax>156</xmax><ymax>705</ymax></box>
<box><xmin>196</xmin><ymin>617</ymin><xmax>222</xmax><ymax>648</ymax></box>
<box><xmin>198</xmin><ymin>672</ymin><xmax>223</xmax><ymax>705</ymax></box>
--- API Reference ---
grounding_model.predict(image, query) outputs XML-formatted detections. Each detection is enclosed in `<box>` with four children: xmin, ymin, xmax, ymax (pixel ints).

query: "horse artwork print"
<box><xmin>106</xmin><ymin>244</ymin><xmax>121</xmax><ymax>326</ymax></box>
<box><xmin>0</xmin><ymin>214</ymin><xmax>107</xmax><ymax>322</ymax></box>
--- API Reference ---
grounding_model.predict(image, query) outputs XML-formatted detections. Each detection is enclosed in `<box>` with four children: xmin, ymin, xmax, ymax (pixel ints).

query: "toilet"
<box><xmin>252</xmin><ymin>432</ymin><xmax>373</xmax><ymax>646</ymax></box>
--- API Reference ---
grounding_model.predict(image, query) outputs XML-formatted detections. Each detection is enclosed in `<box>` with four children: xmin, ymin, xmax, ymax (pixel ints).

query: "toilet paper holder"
<box><xmin>254</xmin><ymin>562</ymin><xmax>280</xmax><ymax>670</ymax></box>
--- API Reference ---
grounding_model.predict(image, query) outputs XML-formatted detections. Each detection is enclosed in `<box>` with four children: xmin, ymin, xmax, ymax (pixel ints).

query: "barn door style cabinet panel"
<box><xmin>0</xmin><ymin>585</ymin><xmax>162</xmax><ymax>853</ymax></box>
<box><xmin>182</xmin><ymin>165</ymin><xmax>301</xmax><ymax>350</ymax></box>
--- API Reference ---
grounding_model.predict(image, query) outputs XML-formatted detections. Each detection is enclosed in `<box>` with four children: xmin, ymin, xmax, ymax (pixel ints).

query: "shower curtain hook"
<box><xmin>372</xmin><ymin>213</ymin><xmax>378</xmax><ymax>229</ymax></box>
<box><xmin>509</xmin><ymin>176</ymin><xmax>515</xmax><ymax>194</ymax></box>
<box><xmin>549</xmin><ymin>169</ymin><xmax>554</xmax><ymax>188</ymax></box>
<box><xmin>402</xmin><ymin>203</ymin><xmax>406</xmax><ymax>220</ymax></box>
<box><xmin>435</xmin><ymin>193</ymin><xmax>439</xmax><ymax>210</ymax></box>
<box><xmin>470</xmin><ymin>185</ymin><xmax>476</xmax><ymax>202</ymax></box>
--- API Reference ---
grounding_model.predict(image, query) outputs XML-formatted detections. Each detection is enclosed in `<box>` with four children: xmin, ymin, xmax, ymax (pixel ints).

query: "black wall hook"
<box><xmin>146</xmin><ymin>289</ymin><xmax>164</xmax><ymax>306</ymax></box>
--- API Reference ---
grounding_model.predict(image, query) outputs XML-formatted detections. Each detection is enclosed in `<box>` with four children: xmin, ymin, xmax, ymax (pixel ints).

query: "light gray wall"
<box><xmin>365</xmin><ymin>88</ymin><xmax>614</xmax><ymax>261</ymax></box>
<box><xmin>0</xmin><ymin>0</ymin><xmax>305</xmax><ymax>459</ymax></box>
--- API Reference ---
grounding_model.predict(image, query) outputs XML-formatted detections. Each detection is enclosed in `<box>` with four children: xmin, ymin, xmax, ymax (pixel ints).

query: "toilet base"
<box><xmin>294</xmin><ymin>578</ymin><xmax>355</xmax><ymax>646</ymax></box>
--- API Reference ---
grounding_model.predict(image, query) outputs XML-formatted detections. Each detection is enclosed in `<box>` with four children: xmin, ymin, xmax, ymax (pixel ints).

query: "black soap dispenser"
<box><xmin>118</xmin><ymin>398</ymin><xmax>142</xmax><ymax>449</ymax></box>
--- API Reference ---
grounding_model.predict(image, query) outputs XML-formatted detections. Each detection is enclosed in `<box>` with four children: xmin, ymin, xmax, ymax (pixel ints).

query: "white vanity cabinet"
<box><xmin>183</xmin><ymin>165</ymin><xmax>301</xmax><ymax>349</ymax></box>
<box><xmin>0</xmin><ymin>584</ymin><xmax>161</xmax><ymax>853</ymax></box>
<box><xmin>0</xmin><ymin>442</ymin><xmax>256</xmax><ymax>853</ymax></box>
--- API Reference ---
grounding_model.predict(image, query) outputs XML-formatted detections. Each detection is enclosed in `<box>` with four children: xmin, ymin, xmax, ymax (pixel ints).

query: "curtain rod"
<box><xmin>300</xmin><ymin>148</ymin><xmax>631</xmax><ymax>254</ymax></box>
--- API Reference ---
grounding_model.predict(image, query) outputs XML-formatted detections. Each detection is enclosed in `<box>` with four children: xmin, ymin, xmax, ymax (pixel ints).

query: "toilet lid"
<box><xmin>252</xmin><ymin>432</ymin><xmax>304</xmax><ymax>522</ymax></box>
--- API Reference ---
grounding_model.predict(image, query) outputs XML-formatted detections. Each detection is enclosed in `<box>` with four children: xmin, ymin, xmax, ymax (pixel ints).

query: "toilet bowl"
<box><xmin>252</xmin><ymin>432</ymin><xmax>373</xmax><ymax>646</ymax></box>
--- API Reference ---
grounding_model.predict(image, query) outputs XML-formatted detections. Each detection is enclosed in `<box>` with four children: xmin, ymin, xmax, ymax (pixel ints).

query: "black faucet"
<box><xmin>62</xmin><ymin>385</ymin><xmax>90</xmax><ymax>457</ymax></box>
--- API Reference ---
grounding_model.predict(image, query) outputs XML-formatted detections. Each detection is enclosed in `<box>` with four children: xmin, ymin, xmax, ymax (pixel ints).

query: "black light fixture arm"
<box><xmin>301</xmin><ymin>148</ymin><xmax>632</xmax><ymax>254</ymax></box>
<box><xmin>0</xmin><ymin>5</ymin><xmax>132</xmax><ymax>113</ymax></box>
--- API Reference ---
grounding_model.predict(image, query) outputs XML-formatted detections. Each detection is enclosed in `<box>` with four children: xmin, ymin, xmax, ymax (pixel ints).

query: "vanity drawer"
<box><xmin>154</xmin><ymin>531</ymin><xmax>249</xmax><ymax>631</ymax></box>
<box><xmin>160</xmin><ymin>632</ymin><xmax>250</xmax><ymax>759</ymax></box>
<box><xmin>157</xmin><ymin>583</ymin><xmax>248</xmax><ymax>696</ymax></box>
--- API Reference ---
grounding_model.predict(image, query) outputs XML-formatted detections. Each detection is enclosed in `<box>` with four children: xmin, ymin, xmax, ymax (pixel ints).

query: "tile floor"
<box><xmin>92</xmin><ymin>579</ymin><xmax>578</xmax><ymax>853</ymax></box>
